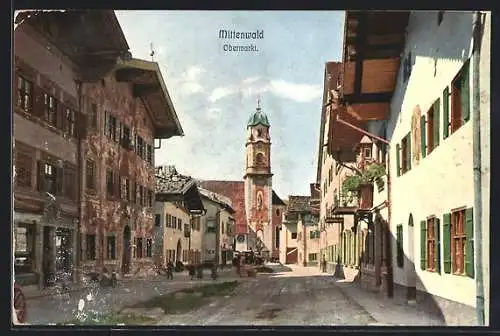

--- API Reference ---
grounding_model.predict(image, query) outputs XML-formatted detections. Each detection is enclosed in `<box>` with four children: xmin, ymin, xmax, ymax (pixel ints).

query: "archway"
<box><xmin>407</xmin><ymin>213</ymin><xmax>417</xmax><ymax>302</ymax></box>
<box><xmin>176</xmin><ymin>239</ymin><xmax>182</xmax><ymax>263</ymax></box>
<box><xmin>122</xmin><ymin>225</ymin><xmax>131</xmax><ymax>274</ymax></box>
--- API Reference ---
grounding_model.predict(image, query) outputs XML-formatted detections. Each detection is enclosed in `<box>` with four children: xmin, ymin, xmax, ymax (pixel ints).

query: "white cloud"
<box><xmin>170</xmin><ymin>65</ymin><xmax>206</xmax><ymax>96</ymax></box>
<box><xmin>208</xmin><ymin>77</ymin><xmax>321</xmax><ymax>104</ymax></box>
<box><xmin>268</xmin><ymin>80</ymin><xmax>322</xmax><ymax>103</ymax></box>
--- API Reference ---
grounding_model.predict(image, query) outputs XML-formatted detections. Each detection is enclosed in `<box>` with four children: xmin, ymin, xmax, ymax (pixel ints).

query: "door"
<box><xmin>176</xmin><ymin>239</ymin><xmax>182</xmax><ymax>263</ymax></box>
<box><xmin>407</xmin><ymin>214</ymin><xmax>417</xmax><ymax>301</ymax></box>
<box><xmin>42</xmin><ymin>227</ymin><xmax>55</xmax><ymax>286</ymax></box>
<box><xmin>285</xmin><ymin>247</ymin><xmax>297</xmax><ymax>264</ymax></box>
<box><xmin>122</xmin><ymin>226</ymin><xmax>131</xmax><ymax>274</ymax></box>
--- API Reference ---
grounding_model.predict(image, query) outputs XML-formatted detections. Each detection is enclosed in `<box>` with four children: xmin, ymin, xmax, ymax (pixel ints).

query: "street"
<box><xmin>24</xmin><ymin>265</ymin><xmax>444</xmax><ymax>326</ymax></box>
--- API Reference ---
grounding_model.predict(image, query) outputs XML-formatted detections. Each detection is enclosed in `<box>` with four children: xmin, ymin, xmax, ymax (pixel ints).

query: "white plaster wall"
<box><xmin>279</xmin><ymin>225</ymin><xmax>297</xmax><ymax>264</ymax></box>
<box><xmin>162</xmin><ymin>202</ymin><xmax>190</xmax><ymax>263</ymax></box>
<box><xmin>387</xmin><ymin>11</ymin><xmax>477</xmax><ymax>307</ymax></box>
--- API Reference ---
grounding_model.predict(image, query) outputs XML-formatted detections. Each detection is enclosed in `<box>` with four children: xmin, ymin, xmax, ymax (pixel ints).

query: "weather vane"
<box><xmin>150</xmin><ymin>42</ymin><xmax>155</xmax><ymax>61</ymax></box>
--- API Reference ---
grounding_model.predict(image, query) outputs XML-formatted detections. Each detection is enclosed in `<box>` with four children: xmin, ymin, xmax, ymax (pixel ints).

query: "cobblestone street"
<box><xmin>25</xmin><ymin>265</ymin><xmax>444</xmax><ymax>326</ymax></box>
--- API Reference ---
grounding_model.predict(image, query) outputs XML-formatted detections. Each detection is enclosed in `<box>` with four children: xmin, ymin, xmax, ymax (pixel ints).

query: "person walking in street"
<box><xmin>166</xmin><ymin>260</ymin><xmax>174</xmax><ymax>280</ymax></box>
<box><xmin>321</xmin><ymin>255</ymin><xmax>327</xmax><ymax>273</ymax></box>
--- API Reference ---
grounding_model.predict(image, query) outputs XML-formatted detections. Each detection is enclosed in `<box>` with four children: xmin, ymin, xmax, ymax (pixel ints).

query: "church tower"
<box><xmin>244</xmin><ymin>99</ymin><xmax>273</xmax><ymax>256</ymax></box>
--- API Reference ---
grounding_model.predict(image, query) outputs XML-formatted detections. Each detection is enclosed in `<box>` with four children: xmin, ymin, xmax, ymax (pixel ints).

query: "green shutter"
<box><xmin>396</xmin><ymin>143</ymin><xmax>401</xmax><ymax>177</ymax></box>
<box><xmin>465</xmin><ymin>207</ymin><xmax>474</xmax><ymax>278</ymax></box>
<box><xmin>443</xmin><ymin>87</ymin><xmax>450</xmax><ymax>139</ymax></box>
<box><xmin>461</xmin><ymin>62</ymin><xmax>470</xmax><ymax>123</ymax></box>
<box><xmin>434</xmin><ymin>218</ymin><xmax>441</xmax><ymax>274</ymax></box>
<box><xmin>443</xmin><ymin>213</ymin><xmax>452</xmax><ymax>274</ymax></box>
<box><xmin>420</xmin><ymin>115</ymin><xmax>427</xmax><ymax>158</ymax></box>
<box><xmin>420</xmin><ymin>220</ymin><xmax>427</xmax><ymax>270</ymax></box>
<box><xmin>407</xmin><ymin>133</ymin><xmax>412</xmax><ymax>170</ymax></box>
<box><xmin>433</xmin><ymin>99</ymin><xmax>440</xmax><ymax>148</ymax></box>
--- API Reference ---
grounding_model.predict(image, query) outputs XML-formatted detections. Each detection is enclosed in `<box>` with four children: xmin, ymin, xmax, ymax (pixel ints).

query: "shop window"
<box><xmin>14</xmin><ymin>224</ymin><xmax>36</xmax><ymax>274</ymax></box>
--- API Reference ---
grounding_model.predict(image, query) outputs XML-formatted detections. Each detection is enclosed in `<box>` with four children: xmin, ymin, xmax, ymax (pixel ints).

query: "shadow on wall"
<box><xmin>386</xmin><ymin>11</ymin><xmax>474</xmax><ymax>140</ymax></box>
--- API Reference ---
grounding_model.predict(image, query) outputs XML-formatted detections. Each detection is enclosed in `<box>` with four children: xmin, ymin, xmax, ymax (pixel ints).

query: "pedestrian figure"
<box><xmin>188</xmin><ymin>264</ymin><xmax>196</xmax><ymax>280</ymax></box>
<box><xmin>321</xmin><ymin>255</ymin><xmax>327</xmax><ymax>273</ymax></box>
<box><xmin>166</xmin><ymin>260</ymin><xmax>174</xmax><ymax>280</ymax></box>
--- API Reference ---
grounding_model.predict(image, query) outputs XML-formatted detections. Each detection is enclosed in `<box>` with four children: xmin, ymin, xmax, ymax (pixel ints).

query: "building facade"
<box><xmin>387</xmin><ymin>11</ymin><xmax>490</xmax><ymax>325</ymax></box>
<box><xmin>154</xmin><ymin>166</ymin><xmax>204</xmax><ymax>266</ymax></box>
<box><xmin>79</xmin><ymin>58</ymin><xmax>183</xmax><ymax>277</ymax></box>
<box><xmin>13</xmin><ymin>10</ymin><xmax>129</xmax><ymax>288</ymax></box>
<box><xmin>198</xmin><ymin>188</ymin><xmax>235</xmax><ymax>266</ymax></box>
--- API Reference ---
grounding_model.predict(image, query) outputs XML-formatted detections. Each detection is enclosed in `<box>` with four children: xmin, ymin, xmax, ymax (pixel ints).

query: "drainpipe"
<box><xmin>472</xmin><ymin>10</ymin><xmax>485</xmax><ymax>326</ymax></box>
<box><xmin>75</xmin><ymin>81</ymin><xmax>83</xmax><ymax>284</ymax></box>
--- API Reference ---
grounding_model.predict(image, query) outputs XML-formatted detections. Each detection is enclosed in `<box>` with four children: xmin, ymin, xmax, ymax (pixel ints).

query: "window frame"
<box><xmin>43</xmin><ymin>93</ymin><xmax>58</xmax><ymax>127</ymax></box>
<box><xmin>426</xmin><ymin>217</ymin><xmax>437</xmax><ymax>272</ymax></box>
<box><xmin>17</xmin><ymin>75</ymin><xmax>33</xmax><ymax>113</ymax></box>
<box><xmin>451</xmin><ymin>209</ymin><xmax>466</xmax><ymax>275</ymax></box>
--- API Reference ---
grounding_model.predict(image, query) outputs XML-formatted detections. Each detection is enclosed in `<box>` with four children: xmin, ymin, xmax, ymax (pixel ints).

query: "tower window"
<box><xmin>257</xmin><ymin>129</ymin><xmax>262</xmax><ymax>137</ymax></box>
<box><xmin>256</xmin><ymin>153</ymin><xmax>265</xmax><ymax>165</ymax></box>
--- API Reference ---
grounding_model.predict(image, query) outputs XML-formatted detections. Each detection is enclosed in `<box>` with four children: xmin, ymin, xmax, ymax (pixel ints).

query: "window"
<box><xmin>184</xmin><ymin>223</ymin><xmax>190</xmax><ymax>238</ymax></box>
<box><xmin>120</xmin><ymin>177</ymin><xmax>130</xmax><ymax>201</ymax></box>
<box><xmin>420</xmin><ymin>217</ymin><xmax>441</xmax><ymax>273</ymax></box>
<box><xmin>86</xmin><ymin>159</ymin><xmax>96</xmax><ymax>191</ymax></box>
<box><xmin>399</xmin><ymin>133</ymin><xmax>411</xmax><ymax>175</ymax></box>
<box><xmin>276</xmin><ymin>209</ymin><xmax>280</xmax><ymax>217</ymax></box>
<box><xmin>155</xmin><ymin>214</ymin><xmax>161</xmax><ymax>227</ymax></box>
<box><xmin>447</xmin><ymin>208</ymin><xmax>474</xmax><ymax>277</ymax></box>
<box><xmin>106</xmin><ymin>169</ymin><xmax>114</xmax><ymax>198</ymax></box>
<box><xmin>426</xmin><ymin>98</ymin><xmax>440</xmax><ymax>155</ymax></box>
<box><xmin>15</xmin><ymin>150</ymin><xmax>32</xmax><ymax>188</ymax></box>
<box><xmin>291</xmin><ymin>232</ymin><xmax>297</xmax><ymax>239</ymax></box>
<box><xmin>206</xmin><ymin>220</ymin><xmax>216</xmax><ymax>233</ymax></box>
<box><xmin>450</xmin><ymin>62</ymin><xmax>470</xmax><ymax>134</ymax></box>
<box><xmin>65</xmin><ymin>108</ymin><xmax>76</xmax><ymax>137</ymax></box>
<box><xmin>17</xmin><ymin>76</ymin><xmax>33</xmax><ymax>112</ymax></box>
<box><xmin>86</xmin><ymin>234</ymin><xmax>96</xmax><ymax>260</ymax></box>
<box><xmin>138</xmin><ymin>185</ymin><xmax>144</xmax><ymax>206</ymax></box>
<box><xmin>396</xmin><ymin>224</ymin><xmax>404</xmax><ymax>268</ymax></box>
<box><xmin>177</xmin><ymin>218</ymin><xmax>182</xmax><ymax>230</ymax></box>
<box><xmin>135</xmin><ymin>238</ymin><xmax>143</xmax><ymax>259</ymax></box>
<box><xmin>63</xmin><ymin>165</ymin><xmax>76</xmax><ymax>200</ymax></box>
<box><xmin>131</xmin><ymin>182</ymin><xmax>136</xmax><ymax>203</ymax></box>
<box><xmin>310</xmin><ymin>230</ymin><xmax>320</xmax><ymax>239</ymax></box>
<box><xmin>147</xmin><ymin>144</ymin><xmax>153</xmax><ymax>164</ymax></box>
<box><xmin>308</xmin><ymin>253</ymin><xmax>317</xmax><ymax>262</ymax></box>
<box><xmin>147</xmin><ymin>190</ymin><xmax>153</xmax><ymax>207</ymax></box>
<box><xmin>146</xmin><ymin>239</ymin><xmax>152</xmax><ymax>258</ymax></box>
<box><xmin>88</xmin><ymin>103</ymin><xmax>97</xmax><ymax>129</ymax></box>
<box><xmin>106</xmin><ymin>236</ymin><xmax>116</xmax><ymax>260</ymax></box>
<box><xmin>43</xmin><ymin>93</ymin><xmax>57</xmax><ymax>126</ymax></box>
<box><xmin>122</xmin><ymin>125</ymin><xmax>131</xmax><ymax>149</ymax></box>
<box><xmin>106</xmin><ymin>113</ymin><xmax>117</xmax><ymax>140</ymax></box>
<box><xmin>38</xmin><ymin>161</ymin><xmax>58</xmax><ymax>194</ymax></box>
<box><xmin>256</xmin><ymin>152</ymin><xmax>265</xmax><ymax>166</ymax></box>
<box><xmin>363</xmin><ymin>147</ymin><xmax>372</xmax><ymax>159</ymax></box>
<box><xmin>136</xmin><ymin>137</ymin><xmax>144</xmax><ymax>159</ymax></box>
<box><xmin>257</xmin><ymin>129</ymin><xmax>262</xmax><ymax>137</ymax></box>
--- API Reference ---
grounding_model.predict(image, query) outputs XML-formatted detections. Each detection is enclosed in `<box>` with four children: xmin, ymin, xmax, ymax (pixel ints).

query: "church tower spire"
<box><xmin>244</xmin><ymin>98</ymin><xmax>273</xmax><ymax>256</ymax></box>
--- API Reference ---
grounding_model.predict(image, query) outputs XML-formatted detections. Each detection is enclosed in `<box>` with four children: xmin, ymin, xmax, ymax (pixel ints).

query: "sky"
<box><xmin>116</xmin><ymin>11</ymin><xmax>345</xmax><ymax>198</ymax></box>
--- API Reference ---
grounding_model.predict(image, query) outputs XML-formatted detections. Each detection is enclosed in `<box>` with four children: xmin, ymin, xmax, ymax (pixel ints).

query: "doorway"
<box><xmin>176</xmin><ymin>239</ymin><xmax>182</xmax><ymax>263</ymax></box>
<box><xmin>55</xmin><ymin>228</ymin><xmax>72</xmax><ymax>281</ymax></box>
<box><xmin>122</xmin><ymin>225</ymin><xmax>131</xmax><ymax>274</ymax></box>
<box><xmin>42</xmin><ymin>226</ymin><xmax>55</xmax><ymax>287</ymax></box>
<box><xmin>407</xmin><ymin>214</ymin><xmax>417</xmax><ymax>302</ymax></box>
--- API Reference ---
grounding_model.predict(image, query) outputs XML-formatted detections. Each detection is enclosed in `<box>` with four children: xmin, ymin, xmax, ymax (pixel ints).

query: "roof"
<box><xmin>247</xmin><ymin>106</ymin><xmax>270</xmax><ymax>128</ymax></box>
<box><xmin>286</xmin><ymin>196</ymin><xmax>311</xmax><ymax>213</ymax></box>
<box><xmin>199</xmin><ymin>180</ymin><xmax>247</xmax><ymax>234</ymax></box>
<box><xmin>155</xmin><ymin>166</ymin><xmax>204</xmax><ymax>212</ymax></box>
<box><xmin>272</xmin><ymin>190</ymin><xmax>286</xmax><ymax>206</ymax></box>
<box><xmin>316</xmin><ymin>62</ymin><xmax>343</xmax><ymax>182</ymax></box>
<box><xmin>198</xmin><ymin>188</ymin><xmax>235</xmax><ymax>214</ymax></box>
<box><xmin>115</xmin><ymin>58</ymin><xmax>183</xmax><ymax>138</ymax></box>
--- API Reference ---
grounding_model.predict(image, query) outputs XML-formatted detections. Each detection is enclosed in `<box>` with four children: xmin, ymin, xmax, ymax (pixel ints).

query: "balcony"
<box><xmin>332</xmin><ymin>193</ymin><xmax>359</xmax><ymax>215</ymax></box>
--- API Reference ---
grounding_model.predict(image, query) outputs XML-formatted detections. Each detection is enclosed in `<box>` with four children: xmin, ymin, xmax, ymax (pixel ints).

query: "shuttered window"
<box><xmin>433</xmin><ymin>98</ymin><xmax>440</xmax><ymax>149</ymax></box>
<box><xmin>420</xmin><ymin>220</ymin><xmax>427</xmax><ymax>270</ymax></box>
<box><xmin>443</xmin><ymin>213</ymin><xmax>452</xmax><ymax>273</ymax></box>
<box><xmin>396</xmin><ymin>224</ymin><xmax>404</xmax><ymax>268</ymax></box>
<box><xmin>420</xmin><ymin>115</ymin><xmax>427</xmax><ymax>158</ymax></box>
<box><xmin>443</xmin><ymin>87</ymin><xmax>450</xmax><ymax>138</ymax></box>
<box><xmin>451</xmin><ymin>61</ymin><xmax>470</xmax><ymax>134</ymax></box>
<box><xmin>396</xmin><ymin>143</ymin><xmax>401</xmax><ymax>177</ymax></box>
<box><xmin>426</xmin><ymin>217</ymin><xmax>441</xmax><ymax>273</ymax></box>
